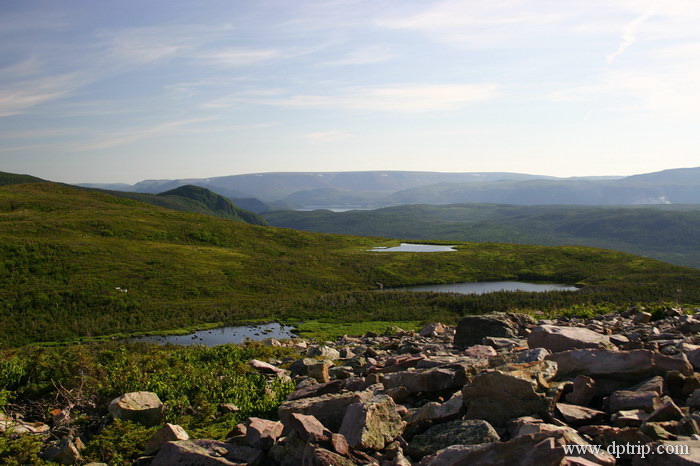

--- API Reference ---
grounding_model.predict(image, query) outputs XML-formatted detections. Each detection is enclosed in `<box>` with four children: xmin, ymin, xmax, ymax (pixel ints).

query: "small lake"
<box><xmin>400</xmin><ymin>281</ymin><xmax>578</xmax><ymax>294</ymax></box>
<box><xmin>371</xmin><ymin>243</ymin><xmax>456</xmax><ymax>252</ymax></box>
<box><xmin>130</xmin><ymin>322</ymin><xmax>296</xmax><ymax>346</ymax></box>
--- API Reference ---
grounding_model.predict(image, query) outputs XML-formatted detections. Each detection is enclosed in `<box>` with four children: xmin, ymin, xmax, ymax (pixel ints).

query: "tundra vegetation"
<box><xmin>2</xmin><ymin>180</ymin><xmax>700</xmax><ymax>463</ymax></box>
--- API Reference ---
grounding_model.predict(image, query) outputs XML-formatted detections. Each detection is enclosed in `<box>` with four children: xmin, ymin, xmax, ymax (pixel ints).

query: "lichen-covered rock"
<box><xmin>454</xmin><ymin>314</ymin><xmax>520</xmax><ymax>348</ymax></box>
<box><xmin>306</xmin><ymin>345</ymin><xmax>340</xmax><ymax>360</ymax></box>
<box><xmin>408</xmin><ymin>419</ymin><xmax>500</xmax><ymax>459</ymax></box>
<box><xmin>339</xmin><ymin>395</ymin><xmax>404</xmax><ymax>450</ymax></box>
<box><xmin>108</xmin><ymin>391</ymin><xmax>164</xmax><ymax>426</ymax></box>
<box><xmin>302</xmin><ymin>443</ymin><xmax>355</xmax><ymax>466</ymax></box>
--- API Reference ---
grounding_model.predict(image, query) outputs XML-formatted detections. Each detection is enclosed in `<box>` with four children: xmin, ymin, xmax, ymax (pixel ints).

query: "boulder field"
<box><xmin>10</xmin><ymin>307</ymin><xmax>700</xmax><ymax>465</ymax></box>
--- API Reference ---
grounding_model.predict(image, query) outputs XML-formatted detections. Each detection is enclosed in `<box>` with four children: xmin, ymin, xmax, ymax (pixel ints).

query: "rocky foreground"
<box><xmin>6</xmin><ymin>308</ymin><xmax>700</xmax><ymax>465</ymax></box>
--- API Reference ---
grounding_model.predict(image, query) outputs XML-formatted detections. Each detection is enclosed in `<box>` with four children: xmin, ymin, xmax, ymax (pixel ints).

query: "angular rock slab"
<box><xmin>408</xmin><ymin>419</ymin><xmax>500</xmax><ymax>459</ymax></box>
<box><xmin>339</xmin><ymin>395</ymin><xmax>404</xmax><ymax>450</ymax></box>
<box><xmin>462</xmin><ymin>360</ymin><xmax>558</xmax><ymax>427</ymax></box>
<box><xmin>246</xmin><ymin>417</ymin><xmax>284</xmax><ymax>450</ymax></box>
<box><xmin>278</xmin><ymin>391</ymin><xmax>373</xmax><ymax>432</ymax></box>
<box><xmin>382</xmin><ymin>367</ymin><xmax>463</xmax><ymax>394</ymax></box>
<box><xmin>528</xmin><ymin>325</ymin><xmax>615</xmax><ymax>352</ymax></box>
<box><xmin>454</xmin><ymin>314</ymin><xmax>519</xmax><ymax>348</ymax></box>
<box><xmin>547</xmin><ymin>349</ymin><xmax>693</xmax><ymax>380</ymax></box>
<box><xmin>418</xmin><ymin>430</ymin><xmax>614</xmax><ymax>466</ymax></box>
<box><xmin>108</xmin><ymin>391</ymin><xmax>164</xmax><ymax>427</ymax></box>
<box><xmin>145</xmin><ymin>423</ymin><xmax>190</xmax><ymax>455</ymax></box>
<box><xmin>151</xmin><ymin>439</ymin><xmax>263</xmax><ymax>466</ymax></box>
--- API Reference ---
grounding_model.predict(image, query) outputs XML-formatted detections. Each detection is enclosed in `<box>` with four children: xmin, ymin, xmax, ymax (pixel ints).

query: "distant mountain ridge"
<box><xmin>79</xmin><ymin>167</ymin><xmax>700</xmax><ymax>208</ymax></box>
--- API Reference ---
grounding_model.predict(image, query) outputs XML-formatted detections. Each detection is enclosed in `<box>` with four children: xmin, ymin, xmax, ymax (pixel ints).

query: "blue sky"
<box><xmin>1</xmin><ymin>0</ymin><xmax>699</xmax><ymax>183</ymax></box>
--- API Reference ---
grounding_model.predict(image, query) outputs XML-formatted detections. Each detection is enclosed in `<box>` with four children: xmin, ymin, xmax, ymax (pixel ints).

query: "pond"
<box><xmin>370</xmin><ymin>243</ymin><xmax>456</xmax><ymax>252</ymax></box>
<box><xmin>400</xmin><ymin>281</ymin><xmax>579</xmax><ymax>295</ymax></box>
<box><xmin>130</xmin><ymin>322</ymin><xmax>296</xmax><ymax>346</ymax></box>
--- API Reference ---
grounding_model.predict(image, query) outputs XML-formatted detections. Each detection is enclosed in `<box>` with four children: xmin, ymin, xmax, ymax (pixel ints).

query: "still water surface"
<box><xmin>371</xmin><ymin>243</ymin><xmax>456</xmax><ymax>252</ymax></box>
<box><xmin>130</xmin><ymin>322</ymin><xmax>296</xmax><ymax>346</ymax></box>
<box><xmin>401</xmin><ymin>281</ymin><xmax>578</xmax><ymax>294</ymax></box>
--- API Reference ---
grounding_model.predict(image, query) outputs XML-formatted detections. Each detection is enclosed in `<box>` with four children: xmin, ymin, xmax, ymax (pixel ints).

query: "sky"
<box><xmin>1</xmin><ymin>0</ymin><xmax>700</xmax><ymax>184</ymax></box>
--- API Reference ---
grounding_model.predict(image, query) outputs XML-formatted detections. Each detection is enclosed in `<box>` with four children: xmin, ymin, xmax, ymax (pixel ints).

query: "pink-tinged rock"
<box><xmin>565</xmin><ymin>375</ymin><xmax>597</xmax><ymax>406</ymax></box>
<box><xmin>633</xmin><ymin>312</ymin><xmax>653</xmax><ymax>324</ymax></box>
<box><xmin>278</xmin><ymin>391</ymin><xmax>373</xmax><ymax>431</ymax></box>
<box><xmin>331</xmin><ymin>433</ymin><xmax>349</xmax><ymax>456</ymax></box>
<box><xmin>528</xmin><ymin>325</ymin><xmax>615</xmax><ymax>352</ymax></box>
<box><xmin>608</xmin><ymin>390</ymin><xmax>660</xmax><ymax>413</ymax></box>
<box><xmin>417</xmin><ymin>430</ymin><xmax>614</xmax><ymax>466</ymax></box>
<box><xmin>339</xmin><ymin>395</ymin><xmax>405</xmax><ymax>450</ymax></box>
<box><xmin>556</xmin><ymin>403</ymin><xmax>607</xmax><ymax>425</ymax></box>
<box><xmin>508</xmin><ymin>416</ymin><xmax>577</xmax><ymax>438</ymax></box>
<box><xmin>463</xmin><ymin>345</ymin><xmax>497</xmax><ymax>358</ymax></box>
<box><xmin>246</xmin><ymin>417</ymin><xmax>284</xmax><ymax>449</ymax></box>
<box><xmin>249</xmin><ymin>359</ymin><xmax>286</xmax><ymax>374</ymax></box>
<box><xmin>646</xmin><ymin>400</ymin><xmax>684</xmax><ymax>423</ymax></box>
<box><xmin>286</xmin><ymin>380</ymin><xmax>344</xmax><ymax>401</ymax></box>
<box><xmin>611</xmin><ymin>409</ymin><xmax>649</xmax><ymax>427</ymax></box>
<box><xmin>302</xmin><ymin>443</ymin><xmax>355</xmax><ymax>466</ymax></box>
<box><xmin>108</xmin><ymin>391</ymin><xmax>164</xmax><ymax>426</ymax></box>
<box><xmin>289</xmin><ymin>413</ymin><xmax>331</xmax><ymax>443</ymax></box>
<box><xmin>547</xmin><ymin>349</ymin><xmax>693</xmax><ymax>380</ymax></box>
<box><xmin>462</xmin><ymin>360</ymin><xmax>558</xmax><ymax>427</ymax></box>
<box><xmin>145</xmin><ymin>423</ymin><xmax>190</xmax><ymax>455</ymax></box>
<box><xmin>404</xmin><ymin>392</ymin><xmax>463</xmax><ymax>429</ymax></box>
<box><xmin>151</xmin><ymin>439</ymin><xmax>263</xmax><ymax>466</ymax></box>
<box><xmin>419</xmin><ymin>323</ymin><xmax>446</xmax><ymax>337</ymax></box>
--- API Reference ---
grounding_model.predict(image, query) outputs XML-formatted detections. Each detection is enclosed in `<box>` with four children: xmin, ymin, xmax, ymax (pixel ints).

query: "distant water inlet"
<box><xmin>370</xmin><ymin>243</ymin><xmax>456</xmax><ymax>252</ymax></box>
<box><xmin>400</xmin><ymin>281</ymin><xmax>579</xmax><ymax>295</ymax></box>
<box><xmin>130</xmin><ymin>322</ymin><xmax>296</xmax><ymax>346</ymax></box>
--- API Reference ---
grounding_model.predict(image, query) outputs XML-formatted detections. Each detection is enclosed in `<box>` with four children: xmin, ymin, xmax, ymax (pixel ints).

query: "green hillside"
<box><xmin>90</xmin><ymin>185</ymin><xmax>268</xmax><ymax>225</ymax></box>
<box><xmin>2</xmin><ymin>183</ymin><xmax>700</xmax><ymax>347</ymax></box>
<box><xmin>264</xmin><ymin>204</ymin><xmax>700</xmax><ymax>268</ymax></box>
<box><xmin>0</xmin><ymin>171</ymin><xmax>44</xmax><ymax>186</ymax></box>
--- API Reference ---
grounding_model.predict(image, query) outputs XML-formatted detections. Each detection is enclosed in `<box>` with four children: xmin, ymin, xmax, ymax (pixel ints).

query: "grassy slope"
<box><xmin>86</xmin><ymin>185</ymin><xmax>269</xmax><ymax>225</ymax></box>
<box><xmin>2</xmin><ymin>183</ymin><xmax>700</xmax><ymax>347</ymax></box>
<box><xmin>264</xmin><ymin>204</ymin><xmax>700</xmax><ymax>268</ymax></box>
<box><xmin>0</xmin><ymin>171</ymin><xmax>44</xmax><ymax>186</ymax></box>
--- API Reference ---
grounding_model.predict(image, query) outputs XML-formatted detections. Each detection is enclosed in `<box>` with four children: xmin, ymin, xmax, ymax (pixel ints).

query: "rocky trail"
<box><xmin>5</xmin><ymin>307</ymin><xmax>700</xmax><ymax>465</ymax></box>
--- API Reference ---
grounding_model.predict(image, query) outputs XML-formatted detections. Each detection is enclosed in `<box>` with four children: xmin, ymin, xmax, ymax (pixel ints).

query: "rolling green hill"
<box><xmin>87</xmin><ymin>185</ymin><xmax>269</xmax><ymax>225</ymax></box>
<box><xmin>2</xmin><ymin>182</ymin><xmax>700</xmax><ymax>348</ymax></box>
<box><xmin>264</xmin><ymin>204</ymin><xmax>700</xmax><ymax>268</ymax></box>
<box><xmin>0</xmin><ymin>171</ymin><xmax>44</xmax><ymax>186</ymax></box>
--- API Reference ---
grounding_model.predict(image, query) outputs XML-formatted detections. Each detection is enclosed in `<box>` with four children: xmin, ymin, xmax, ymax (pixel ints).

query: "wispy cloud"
<box><xmin>303</xmin><ymin>130</ymin><xmax>350</xmax><ymax>144</ymax></box>
<box><xmin>198</xmin><ymin>47</ymin><xmax>281</xmax><ymax>67</ymax></box>
<box><xmin>0</xmin><ymin>73</ymin><xmax>86</xmax><ymax>117</ymax></box>
<box><xmin>235</xmin><ymin>84</ymin><xmax>497</xmax><ymax>112</ymax></box>
<box><xmin>606</xmin><ymin>10</ymin><xmax>655</xmax><ymax>63</ymax></box>
<box><xmin>324</xmin><ymin>45</ymin><xmax>396</xmax><ymax>65</ymax></box>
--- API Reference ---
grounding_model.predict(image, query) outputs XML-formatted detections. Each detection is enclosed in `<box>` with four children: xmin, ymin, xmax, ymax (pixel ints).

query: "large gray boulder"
<box><xmin>528</xmin><ymin>324</ymin><xmax>615</xmax><ymax>352</ymax></box>
<box><xmin>382</xmin><ymin>367</ymin><xmax>464</xmax><ymax>393</ymax></box>
<box><xmin>339</xmin><ymin>395</ymin><xmax>404</xmax><ymax>450</ymax></box>
<box><xmin>108</xmin><ymin>391</ymin><xmax>164</xmax><ymax>427</ymax></box>
<box><xmin>454</xmin><ymin>314</ymin><xmax>521</xmax><ymax>348</ymax></box>
<box><xmin>408</xmin><ymin>419</ymin><xmax>500</xmax><ymax>459</ymax></box>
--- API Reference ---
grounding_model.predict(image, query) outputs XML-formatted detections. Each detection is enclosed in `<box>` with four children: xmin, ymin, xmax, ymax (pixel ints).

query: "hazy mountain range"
<box><xmin>79</xmin><ymin>167</ymin><xmax>700</xmax><ymax>209</ymax></box>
